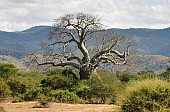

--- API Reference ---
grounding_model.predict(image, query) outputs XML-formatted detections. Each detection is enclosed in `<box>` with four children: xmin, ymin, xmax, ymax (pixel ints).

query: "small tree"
<box><xmin>0</xmin><ymin>78</ymin><xmax>11</xmax><ymax>98</ymax></box>
<box><xmin>7</xmin><ymin>79</ymin><xmax>26</xmax><ymax>98</ymax></box>
<box><xmin>29</xmin><ymin>13</ymin><xmax>133</xmax><ymax>79</ymax></box>
<box><xmin>0</xmin><ymin>62</ymin><xmax>18</xmax><ymax>80</ymax></box>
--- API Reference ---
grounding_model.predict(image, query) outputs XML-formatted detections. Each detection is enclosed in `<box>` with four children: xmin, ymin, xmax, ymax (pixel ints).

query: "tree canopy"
<box><xmin>0</xmin><ymin>62</ymin><xmax>18</xmax><ymax>79</ymax></box>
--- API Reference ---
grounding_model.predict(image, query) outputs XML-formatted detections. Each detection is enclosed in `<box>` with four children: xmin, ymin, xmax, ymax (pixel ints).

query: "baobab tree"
<box><xmin>30</xmin><ymin>13</ymin><xmax>133</xmax><ymax>79</ymax></box>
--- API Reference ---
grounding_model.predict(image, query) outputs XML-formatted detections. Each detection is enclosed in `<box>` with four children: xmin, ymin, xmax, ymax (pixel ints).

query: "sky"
<box><xmin>0</xmin><ymin>0</ymin><xmax>170</xmax><ymax>31</ymax></box>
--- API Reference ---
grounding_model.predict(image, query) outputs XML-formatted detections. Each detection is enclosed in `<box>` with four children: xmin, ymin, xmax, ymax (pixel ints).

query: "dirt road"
<box><xmin>0</xmin><ymin>101</ymin><xmax>120</xmax><ymax>112</ymax></box>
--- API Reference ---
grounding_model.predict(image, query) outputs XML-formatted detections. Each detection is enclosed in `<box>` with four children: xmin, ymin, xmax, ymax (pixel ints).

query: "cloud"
<box><xmin>0</xmin><ymin>0</ymin><xmax>170</xmax><ymax>31</ymax></box>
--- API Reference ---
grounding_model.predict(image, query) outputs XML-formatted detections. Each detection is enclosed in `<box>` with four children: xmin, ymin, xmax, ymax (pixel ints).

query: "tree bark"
<box><xmin>79</xmin><ymin>66</ymin><xmax>93</xmax><ymax>80</ymax></box>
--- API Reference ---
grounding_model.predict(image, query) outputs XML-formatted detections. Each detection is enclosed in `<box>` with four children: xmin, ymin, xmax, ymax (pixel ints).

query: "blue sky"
<box><xmin>0</xmin><ymin>0</ymin><xmax>170</xmax><ymax>31</ymax></box>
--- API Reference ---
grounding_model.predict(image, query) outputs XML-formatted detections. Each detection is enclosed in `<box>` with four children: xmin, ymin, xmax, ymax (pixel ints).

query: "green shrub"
<box><xmin>116</xmin><ymin>71</ymin><xmax>139</xmax><ymax>83</ymax></box>
<box><xmin>48</xmin><ymin>67</ymin><xmax>79</xmax><ymax>80</ymax></box>
<box><xmin>48</xmin><ymin>90</ymin><xmax>79</xmax><ymax>103</ymax></box>
<box><xmin>61</xmin><ymin>68</ymin><xmax>79</xmax><ymax>80</ymax></box>
<box><xmin>41</xmin><ymin>74</ymin><xmax>74</xmax><ymax>90</ymax></box>
<box><xmin>17</xmin><ymin>70</ymin><xmax>46</xmax><ymax>85</ymax></box>
<box><xmin>19</xmin><ymin>87</ymin><xmax>45</xmax><ymax>101</ymax></box>
<box><xmin>117</xmin><ymin>79</ymin><xmax>170</xmax><ymax>112</ymax></box>
<box><xmin>7</xmin><ymin>79</ymin><xmax>26</xmax><ymax>97</ymax></box>
<box><xmin>138</xmin><ymin>71</ymin><xmax>158</xmax><ymax>80</ymax></box>
<box><xmin>90</xmin><ymin>74</ymin><xmax>121</xmax><ymax>104</ymax></box>
<box><xmin>71</xmin><ymin>80</ymin><xmax>91</xmax><ymax>100</ymax></box>
<box><xmin>6</xmin><ymin>70</ymin><xmax>45</xmax><ymax>99</ymax></box>
<box><xmin>83</xmin><ymin>71</ymin><xmax>123</xmax><ymax>104</ymax></box>
<box><xmin>159</xmin><ymin>68</ymin><xmax>170</xmax><ymax>81</ymax></box>
<box><xmin>0</xmin><ymin>78</ymin><xmax>11</xmax><ymax>98</ymax></box>
<box><xmin>0</xmin><ymin>62</ymin><xmax>18</xmax><ymax>80</ymax></box>
<box><xmin>47</xmin><ymin>67</ymin><xmax>64</xmax><ymax>76</ymax></box>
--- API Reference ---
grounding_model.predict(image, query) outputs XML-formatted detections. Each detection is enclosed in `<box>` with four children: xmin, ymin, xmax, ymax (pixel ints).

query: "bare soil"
<box><xmin>0</xmin><ymin>101</ymin><xmax>120</xmax><ymax>112</ymax></box>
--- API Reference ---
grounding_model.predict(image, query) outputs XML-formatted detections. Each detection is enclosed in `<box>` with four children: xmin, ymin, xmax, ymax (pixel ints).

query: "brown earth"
<box><xmin>0</xmin><ymin>101</ymin><xmax>120</xmax><ymax>112</ymax></box>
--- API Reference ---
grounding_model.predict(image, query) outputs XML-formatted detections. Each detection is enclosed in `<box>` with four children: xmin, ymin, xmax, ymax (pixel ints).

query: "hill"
<box><xmin>110</xmin><ymin>27</ymin><xmax>170</xmax><ymax>56</ymax></box>
<box><xmin>99</xmin><ymin>55</ymin><xmax>170</xmax><ymax>73</ymax></box>
<box><xmin>0</xmin><ymin>26</ymin><xmax>51</xmax><ymax>58</ymax></box>
<box><xmin>0</xmin><ymin>26</ymin><xmax>170</xmax><ymax>58</ymax></box>
<box><xmin>0</xmin><ymin>26</ymin><xmax>169</xmax><ymax>72</ymax></box>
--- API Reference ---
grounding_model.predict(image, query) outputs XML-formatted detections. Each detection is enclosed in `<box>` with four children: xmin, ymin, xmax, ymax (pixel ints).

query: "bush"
<box><xmin>117</xmin><ymin>79</ymin><xmax>170</xmax><ymax>112</ymax></box>
<box><xmin>116</xmin><ymin>71</ymin><xmax>140</xmax><ymax>83</ymax></box>
<box><xmin>90</xmin><ymin>73</ymin><xmax>122</xmax><ymax>104</ymax></box>
<box><xmin>0</xmin><ymin>78</ymin><xmax>11</xmax><ymax>98</ymax></box>
<box><xmin>17</xmin><ymin>70</ymin><xmax>46</xmax><ymax>85</ymax></box>
<box><xmin>61</xmin><ymin>68</ymin><xmax>79</xmax><ymax>80</ymax></box>
<box><xmin>19</xmin><ymin>87</ymin><xmax>45</xmax><ymax>101</ymax></box>
<box><xmin>48</xmin><ymin>67</ymin><xmax>79</xmax><ymax>80</ymax></box>
<box><xmin>41</xmin><ymin>74</ymin><xmax>74</xmax><ymax>90</ymax></box>
<box><xmin>138</xmin><ymin>71</ymin><xmax>158</xmax><ymax>80</ymax></box>
<box><xmin>0</xmin><ymin>62</ymin><xmax>18</xmax><ymax>80</ymax></box>
<box><xmin>7</xmin><ymin>79</ymin><xmax>26</xmax><ymax>97</ymax></box>
<box><xmin>71</xmin><ymin>80</ymin><xmax>91</xmax><ymax>101</ymax></box>
<box><xmin>48</xmin><ymin>90</ymin><xmax>79</xmax><ymax>103</ymax></box>
<box><xmin>6</xmin><ymin>70</ymin><xmax>45</xmax><ymax>99</ymax></box>
<box><xmin>160</xmin><ymin>68</ymin><xmax>170</xmax><ymax>81</ymax></box>
<box><xmin>47</xmin><ymin>67</ymin><xmax>64</xmax><ymax>76</ymax></box>
<box><xmin>76</xmin><ymin>71</ymin><xmax>123</xmax><ymax>104</ymax></box>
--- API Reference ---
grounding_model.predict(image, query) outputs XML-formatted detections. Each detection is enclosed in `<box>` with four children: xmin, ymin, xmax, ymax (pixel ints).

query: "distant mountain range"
<box><xmin>0</xmin><ymin>25</ymin><xmax>170</xmax><ymax>58</ymax></box>
<box><xmin>0</xmin><ymin>26</ymin><xmax>51</xmax><ymax>58</ymax></box>
<box><xmin>110</xmin><ymin>28</ymin><xmax>170</xmax><ymax>56</ymax></box>
<box><xmin>0</xmin><ymin>26</ymin><xmax>169</xmax><ymax>72</ymax></box>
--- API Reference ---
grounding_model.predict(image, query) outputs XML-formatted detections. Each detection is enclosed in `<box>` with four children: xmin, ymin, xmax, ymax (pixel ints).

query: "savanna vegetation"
<box><xmin>0</xmin><ymin>13</ymin><xmax>170</xmax><ymax>112</ymax></box>
<box><xmin>0</xmin><ymin>62</ymin><xmax>170</xmax><ymax>111</ymax></box>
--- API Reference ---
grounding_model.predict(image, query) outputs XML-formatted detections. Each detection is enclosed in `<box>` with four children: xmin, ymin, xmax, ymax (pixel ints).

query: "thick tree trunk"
<box><xmin>79</xmin><ymin>67</ymin><xmax>93</xmax><ymax>80</ymax></box>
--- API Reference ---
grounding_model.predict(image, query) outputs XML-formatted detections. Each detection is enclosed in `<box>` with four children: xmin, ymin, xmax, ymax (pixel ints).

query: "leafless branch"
<box><xmin>28</xmin><ymin>13</ymin><xmax>135</xmax><ymax>79</ymax></box>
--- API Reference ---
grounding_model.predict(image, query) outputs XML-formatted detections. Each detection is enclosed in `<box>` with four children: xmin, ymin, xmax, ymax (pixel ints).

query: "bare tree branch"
<box><xmin>29</xmin><ymin>13</ymin><xmax>134</xmax><ymax>79</ymax></box>
<box><xmin>38</xmin><ymin>61</ymin><xmax>80</xmax><ymax>69</ymax></box>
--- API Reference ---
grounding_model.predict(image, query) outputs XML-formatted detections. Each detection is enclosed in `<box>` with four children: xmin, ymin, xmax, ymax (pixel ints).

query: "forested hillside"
<box><xmin>111</xmin><ymin>27</ymin><xmax>170</xmax><ymax>56</ymax></box>
<box><xmin>0</xmin><ymin>26</ymin><xmax>169</xmax><ymax>72</ymax></box>
<box><xmin>0</xmin><ymin>26</ymin><xmax>170</xmax><ymax>58</ymax></box>
<box><xmin>0</xmin><ymin>26</ymin><xmax>50</xmax><ymax>58</ymax></box>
